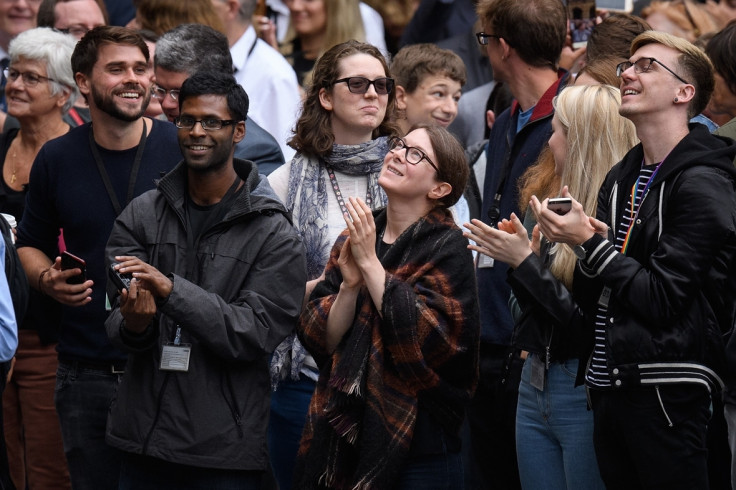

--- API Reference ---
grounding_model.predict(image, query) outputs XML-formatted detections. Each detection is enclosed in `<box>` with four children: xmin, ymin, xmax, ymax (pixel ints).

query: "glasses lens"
<box><xmin>476</xmin><ymin>33</ymin><xmax>488</xmax><ymax>45</ymax></box>
<box><xmin>24</xmin><ymin>73</ymin><xmax>40</xmax><ymax>85</ymax></box>
<box><xmin>347</xmin><ymin>78</ymin><xmax>369</xmax><ymax>94</ymax></box>
<box><xmin>152</xmin><ymin>86</ymin><xmax>164</xmax><ymax>99</ymax></box>
<box><xmin>175</xmin><ymin>116</ymin><xmax>194</xmax><ymax>129</ymax></box>
<box><xmin>406</xmin><ymin>148</ymin><xmax>424</xmax><ymax>164</ymax></box>
<box><xmin>634</xmin><ymin>58</ymin><xmax>652</xmax><ymax>73</ymax></box>
<box><xmin>169</xmin><ymin>89</ymin><xmax>179</xmax><ymax>101</ymax></box>
<box><xmin>389</xmin><ymin>137</ymin><xmax>403</xmax><ymax>151</ymax></box>
<box><xmin>617</xmin><ymin>61</ymin><xmax>632</xmax><ymax>77</ymax></box>
<box><xmin>200</xmin><ymin>119</ymin><xmax>223</xmax><ymax>130</ymax></box>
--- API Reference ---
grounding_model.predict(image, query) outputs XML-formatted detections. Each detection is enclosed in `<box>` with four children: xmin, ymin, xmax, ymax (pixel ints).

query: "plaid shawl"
<box><xmin>294</xmin><ymin>207</ymin><xmax>480</xmax><ymax>489</ymax></box>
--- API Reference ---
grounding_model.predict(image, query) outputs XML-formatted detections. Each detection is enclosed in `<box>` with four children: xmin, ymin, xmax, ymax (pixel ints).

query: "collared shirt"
<box><xmin>231</xmin><ymin>25</ymin><xmax>300</xmax><ymax>161</ymax></box>
<box><xmin>0</xmin><ymin>237</ymin><xmax>17</xmax><ymax>362</ymax></box>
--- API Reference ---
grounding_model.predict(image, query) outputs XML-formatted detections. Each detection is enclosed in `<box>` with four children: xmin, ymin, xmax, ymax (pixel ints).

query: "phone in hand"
<box><xmin>108</xmin><ymin>264</ymin><xmax>133</xmax><ymax>291</ymax></box>
<box><xmin>548</xmin><ymin>197</ymin><xmax>573</xmax><ymax>215</ymax></box>
<box><xmin>61</xmin><ymin>251</ymin><xmax>86</xmax><ymax>284</ymax></box>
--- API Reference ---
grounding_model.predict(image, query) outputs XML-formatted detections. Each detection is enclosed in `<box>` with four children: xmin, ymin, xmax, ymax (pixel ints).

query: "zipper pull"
<box><xmin>545</xmin><ymin>345</ymin><xmax>551</xmax><ymax>370</ymax></box>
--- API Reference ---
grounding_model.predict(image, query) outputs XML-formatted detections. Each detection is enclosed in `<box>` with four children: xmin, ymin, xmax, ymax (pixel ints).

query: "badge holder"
<box><xmin>160</xmin><ymin>326</ymin><xmax>191</xmax><ymax>372</ymax></box>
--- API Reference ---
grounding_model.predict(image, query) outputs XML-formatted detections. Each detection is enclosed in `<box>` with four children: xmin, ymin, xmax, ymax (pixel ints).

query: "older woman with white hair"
<box><xmin>0</xmin><ymin>26</ymin><xmax>79</xmax><ymax>490</ymax></box>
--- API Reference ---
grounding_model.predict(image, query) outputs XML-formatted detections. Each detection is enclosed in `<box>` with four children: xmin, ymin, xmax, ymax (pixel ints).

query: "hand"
<box><xmin>343</xmin><ymin>197</ymin><xmax>378</xmax><ymax>271</ymax></box>
<box><xmin>486</xmin><ymin>110</ymin><xmax>496</xmax><ymax>131</ymax></box>
<box><xmin>114</xmin><ymin>256</ymin><xmax>172</xmax><ymax>300</ymax></box>
<box><xmin>119</xmin><ymin>278</ymin><xmax>156</xmax><ymax>334</ymax></box>
<box><xmin>41</xmin><ymin>256</ymin><xmax>93</xmax><ymax>307</ymax></box>
<box><xmin>531</xmin><ymin>224</ymin><xmax>541</xmax><ymax>256</ymax></box>
<box><xmin>254</xmin><ymin>15</ymin><xmax>278</xmax><ymax>49</ymax></box>
<box><xmin>589</xmin><ymin>217</ymin><xmax>610</xmax><ymax>239</ymax></box>
<box><xmin>337</xmin><ymin>237</ymin><xmax>363</xmax><ymax>289</ymax></box>
<box><xmin>464</xmin><ymin>213</ymin><xmax>533</xmax><ymax>268</ymax></box>
<box><xmin>529</xmin><ymin>186</ymin><xmax>595</xmax><ymax>247</ymax></box>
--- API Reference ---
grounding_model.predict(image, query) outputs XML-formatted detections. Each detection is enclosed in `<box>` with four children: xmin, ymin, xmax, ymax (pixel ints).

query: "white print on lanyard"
<box><xmin>160</xmin><ymin>343</ymin><xmax>191</xmax><ymax>372</ymax></box>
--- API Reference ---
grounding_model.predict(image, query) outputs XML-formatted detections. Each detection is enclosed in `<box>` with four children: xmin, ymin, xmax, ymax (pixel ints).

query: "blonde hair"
<box><xmin>283</xmin><ymin>0</ymin><xmax>365</xmax><ymax>58</ymax></box>
<box><xmin>548</xmin><ymin>85</ymin><xmax>638</xmax><ymax>287</ymax></box>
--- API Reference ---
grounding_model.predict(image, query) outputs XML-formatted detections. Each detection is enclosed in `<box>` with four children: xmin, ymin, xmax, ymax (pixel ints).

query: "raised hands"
<box><xmin>464</xmin><ymin>213</ymin><xmax>534</xmax><ymax>269</ymax></box>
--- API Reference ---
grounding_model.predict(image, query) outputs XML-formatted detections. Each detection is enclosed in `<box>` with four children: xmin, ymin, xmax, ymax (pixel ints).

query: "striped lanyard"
<box><xmin>620</xmin><ymin>156</ymin><xmax>667</xmax><ymax>254</ymax></box>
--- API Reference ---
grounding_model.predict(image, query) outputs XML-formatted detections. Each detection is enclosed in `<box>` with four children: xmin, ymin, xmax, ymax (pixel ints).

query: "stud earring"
<box><xmin>674</xmin><ymin>97</ymin><xmax>679</xmax><ymax>102</ymax></box>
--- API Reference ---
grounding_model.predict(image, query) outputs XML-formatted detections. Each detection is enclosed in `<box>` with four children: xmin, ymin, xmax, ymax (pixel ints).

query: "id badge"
<box><xmin>597</xmin><ymin>286</ymin><xmax>611</xmax><ymax>308</ymax></box>
<box><xmin>478</xmin><ymin>253</ymin><xmax>494</xmax><ymax>269</ymax></box>
<box><xmin>160</xmin><ymin>343</ymin><xmax>191</xmax><ymax>372</ymax></box>
<box><xmin>530</xmin><ymin>353</ymin><xmax>545</xmax><ymax>391</ymax></box>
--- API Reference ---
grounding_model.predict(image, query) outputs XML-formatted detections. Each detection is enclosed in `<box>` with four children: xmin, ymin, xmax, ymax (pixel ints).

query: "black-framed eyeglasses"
<box><xmin>151</xmin><ymin>84</ymin><xmax>180</xmax><ymax>101</ymax></box>
<box><xmin>174</xmin><ymin>116</ymin><xmax>237</xmax><ymax>131</ymax></box>
<box><xmin>616</xmin><ymin>57</ymin><xmax>690</xmax><ymax>85</ymax></box>
<box><xmin>475</xmin><ymin>32</ymin><xmax>502</xmax><ymax>46</ymax></box>
<box><xmin>334</xmin><ymin>76</ymin><xmax>394</xmax><ymax>95</ymax></box>
<box><xmin>3</xmin><ymin>67</ymin><xmax>57</xmax><ymax>87</ymax></box>
<box><xmin>56</xmin><ymin>24</ymin><xmax>96</xmax><ymax>38</ymax></box>
<box><xmin>387</xmin><ymin>136</ymin><xmax>438</xmax><ymax>172</ymax></box>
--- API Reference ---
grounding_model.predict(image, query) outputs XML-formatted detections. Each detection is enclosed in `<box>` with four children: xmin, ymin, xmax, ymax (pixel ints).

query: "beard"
<box><xmin>91</xmin><ymin>83</ymin><xmax>151</xmax><ymax>122</ymax></box>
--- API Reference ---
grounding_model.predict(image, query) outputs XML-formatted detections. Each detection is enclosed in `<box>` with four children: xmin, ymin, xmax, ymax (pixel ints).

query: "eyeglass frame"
<box><xmin>616</xmin><ymin>57</ymin><xmax>691</xmax><ymax>85</ymax></box>
<box><xmin>387</xmin><ymin>136</ymin><xmax>438</xmax><ymax>172</ymax></box>
<box><xmin>3</xmin><ymin>67</ymin><xmax>58</xmax><ymax>87</ymax></box>
<box><xmin>174</xmin><ymin>116</ymin><xmax>238</xmax><ymax>131</ymax></box>
<box><xmin>333</xmin><ymin>76</ymin><xmax>395</xmax><ymax>95</ymax></box>
<box><xmin>55</xmin><ymin>25</ymin><xmax>96</xmax><ymax>38</ymax></box>
<box><xmin>151</xmin><ymin>84</ymin><xmax>180</xmax><ymax>101</ymax></box>
<box><xmin>475</xmin><ymin>32</ymin><xmax>503</xmax><ymax>46</ymax></box>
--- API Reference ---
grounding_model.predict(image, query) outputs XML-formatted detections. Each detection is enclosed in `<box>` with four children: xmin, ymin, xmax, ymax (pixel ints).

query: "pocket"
<box><xmin>54</xmin><ymin>364</ymin><xmax>74</xmax><ymax>394</ymax></box>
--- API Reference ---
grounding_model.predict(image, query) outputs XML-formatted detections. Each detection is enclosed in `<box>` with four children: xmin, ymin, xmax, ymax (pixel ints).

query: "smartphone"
<box><xmin>61</xmin><ymin>251</ymin><xmax>86</xmax><ymax>284</ymax></box>
<box><xmin>548</xmin><ymin>197</ymin><xmax>573</xmax><ymax>215</ymax></box>
<box><xmin>108</xmin><ymin>264</ymin><xmax>133</xmax><ymax>291</ymax></box>
<box><xmin>567</xmin><ymin>0</ymin><xmax>596</xmax><ymax>49</ymax></box>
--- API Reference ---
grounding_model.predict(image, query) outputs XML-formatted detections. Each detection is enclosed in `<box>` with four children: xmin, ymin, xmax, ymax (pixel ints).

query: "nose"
<box><xmin>188</xmin><ymin>121</ymin><xmax>207</xmax><ymax>137</ymax></box>
<box><xmin>442</xmin><ymin>96</ymin><xmax>458</xmax><ymax>117</ymax></box>
<box><xmin>363</xmin><ymin>83</ymin><xmax>378</xmax><ymax>98</ymax></box>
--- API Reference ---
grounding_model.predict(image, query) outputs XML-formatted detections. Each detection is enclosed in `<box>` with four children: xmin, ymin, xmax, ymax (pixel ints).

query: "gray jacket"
<box><xmin>104</xmin><ymin>158</ymin><xmax>306</xmax><ymax>470</ymax></box>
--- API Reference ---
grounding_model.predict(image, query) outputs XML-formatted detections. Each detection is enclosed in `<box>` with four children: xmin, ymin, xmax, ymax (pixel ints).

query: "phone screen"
<box><xmin>61</xmin><ymin>251</ymin><xmax>86</xmax><ymax>285</ymax></box>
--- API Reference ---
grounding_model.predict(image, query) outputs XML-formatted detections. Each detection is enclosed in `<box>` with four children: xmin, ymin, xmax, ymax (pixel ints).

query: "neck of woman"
<box><xmin>300</xmin><ymin>31</ymin><xmax>326</xmax><ymax>60</ymax></box>
<box><xmin>16</xmin><ymin>114</ymin><xmax>69</xmax><ymax>152</ymax></box>
<box><xmin>382</xmin><ymin>197</ymin><xmax>434</xmax><ymax>244</ymax></box>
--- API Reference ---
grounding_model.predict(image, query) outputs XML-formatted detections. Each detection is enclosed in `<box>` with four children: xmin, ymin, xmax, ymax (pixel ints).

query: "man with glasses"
<box><xmin>470</xmin><ymin>1</ymin><xmax>568</xmax><ymax>488</ymax></box>
<box><xmin>532</xmin><ymin>31</ymin><xmax>736</xmax><ymax>489</ymax></box>
<box><xmin>154</xmin><ymin>23</ymin><xmax>285</xmax><ymax>175</ymax></box>
<box><xmin>15</xmin><ymin>26</ymin><xmax>181</xmax><ymax>490</ymax></box>
<box><xmin>103</xmin><ymin>70</ymin><xmax>305</xmax><ymax>488</ymax></box>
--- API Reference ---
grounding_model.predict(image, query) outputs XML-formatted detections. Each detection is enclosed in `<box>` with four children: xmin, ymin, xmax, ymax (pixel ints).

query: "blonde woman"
<box><xmin>464</xmin><ymin>84</ymin><xmax>637</xmax><ymax>489</ymax></box>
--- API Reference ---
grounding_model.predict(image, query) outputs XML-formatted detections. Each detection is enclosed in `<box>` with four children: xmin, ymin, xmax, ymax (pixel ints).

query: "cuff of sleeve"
<box><xmin>119</xmin><ymin>320</ymin><xmax>156</xmax><ymax>348</ymax></box>
<box><xmin>578</xmin><ymin>234</ymin><xmax>617</xmax><ymax>277</ymax></box>
<box><xmin>155</xmin><ymin>274</ymin><xmax>174</xmax><ymax>308</ymax></box>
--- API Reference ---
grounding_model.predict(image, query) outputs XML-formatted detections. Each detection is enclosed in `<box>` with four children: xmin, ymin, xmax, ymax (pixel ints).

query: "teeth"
<box><xmin>119</xmin><ymin>92</ymin><xmax>139</xmax><ymax>98</ymax></box>
<box><xmin>388</xmin><ymin>167</ymin><xmax>403</xmax><ymax>176</ymax></box>
<box><xmin>190</xmin><ymin>145</ymin><xmax>208</xmax><ymax>150</ymax></box>
<box><xmin>623</xmin><ymin>89</ymin><xmax>638</xmax><ymax>96</ymax></box>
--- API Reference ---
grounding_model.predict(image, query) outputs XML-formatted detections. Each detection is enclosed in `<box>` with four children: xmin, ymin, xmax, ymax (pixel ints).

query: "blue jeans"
<box><xmin>516</xmin><ymin>355</ymin><xmax>604</xmax><ymax>490</ymax></box>
<box><xmin>268</xmin><ymin>374</ymin><xmax>316</xmax><ymax>490</ymax></box>
<box><xmin>119</xmin><ymin>453</ymin><xmax>262</xmax><ymax>490</ymax></box>
<box><xmin>396</xmin><ymin>449</ymin><xmax>464</xmax><ymax>490</ymax></box>
<box><xmin>55</xmin><ymin>361</ymin><xmax>123</xmax><ymax>490</ymax></box>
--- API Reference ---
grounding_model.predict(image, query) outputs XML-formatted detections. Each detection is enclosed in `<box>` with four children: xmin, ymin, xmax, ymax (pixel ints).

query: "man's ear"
<box><xmin>395</xmin><ymin>85</ymin><xmax>408</xmax><ymax>110</ymax></box>
<box><xmin>233</xmin><ymin>120</ymin><xmax>246</xmax><ymax>144</ymax></box>
<box><xmin>428</xmin><ymin>181</ymin><xmax>452</xmax><ymax>202</ymax></box>
<box><xmin>318</xmin><ymin>87</ymin><xmax>333</xmax><ymax>111</ymax></box>
<box><xmin>675</xmin><ymin>83</ymin><xmax>696</xmax><ymax>105</ymax></box>
<box><xmin>75</xmin><ymin>72</ymin><xmax>89</xmax><ymax>96</ymax></box>
<box><xmin>499</xmin><ymin>37</ymin><xmax>512</xmax><ymax>61</ymax></box>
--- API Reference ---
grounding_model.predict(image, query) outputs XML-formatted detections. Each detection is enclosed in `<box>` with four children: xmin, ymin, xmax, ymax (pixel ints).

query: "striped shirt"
<box><xmin>586</xmin><ymin>165</ymin><xmax>657</xmax><ymax>389</ymax></box>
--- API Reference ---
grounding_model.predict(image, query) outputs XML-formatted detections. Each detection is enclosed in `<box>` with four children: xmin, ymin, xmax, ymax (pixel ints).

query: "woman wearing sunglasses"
<box><xmin>267</xmin><ymin>39</ymin><xmax>397</xmax><ymax>490</ymax></box>
<box><xmin>294</xmin><ymin>124</ymin><xmax>479</xmax><ymax>489</ymax></box>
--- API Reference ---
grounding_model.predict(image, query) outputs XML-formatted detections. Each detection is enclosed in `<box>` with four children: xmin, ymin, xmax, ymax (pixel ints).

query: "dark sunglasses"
<box><xmin>334</xmin><ymin>76</ymin><xmax>394</xmax><ymax>95</ymax></box>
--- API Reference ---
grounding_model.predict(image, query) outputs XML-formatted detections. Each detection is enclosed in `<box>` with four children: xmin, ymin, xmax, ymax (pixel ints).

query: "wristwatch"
<box><xmin>573</xmin><ymin>243</ymin><xmax>586</xmax><ymax>260</ymax></box>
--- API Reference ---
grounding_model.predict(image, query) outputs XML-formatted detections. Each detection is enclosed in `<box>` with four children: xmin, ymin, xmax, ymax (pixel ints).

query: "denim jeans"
<box><xmin>55</xmin><ymin>361</ymin><xmax>123</xmax><ymax>490</ymax></box>
<box><xmin>516</xmin><ymin>355</ymin><xmax>604</xmax><ymax>490</ymax></box>
<box><xmin>119</xmin><ymin>453</ymin><xmax>262</xmax><ymax>490</ymax></box>
<box><xmin>268</xmin><ymin>374</ymin><xmax>316</xmax><ymax>490</ymax></box>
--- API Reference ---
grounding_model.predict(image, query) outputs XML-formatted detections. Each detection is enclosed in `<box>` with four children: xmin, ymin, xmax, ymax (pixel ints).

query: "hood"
<box><xmin>650</xmin><ymin>124</ymin><xmax>736</xmax><ymax>185</ymax></box>
<box><xmin>157</xmin><ymin>158</ymin><xmax>290</xmax><ymax>224</ymax></box>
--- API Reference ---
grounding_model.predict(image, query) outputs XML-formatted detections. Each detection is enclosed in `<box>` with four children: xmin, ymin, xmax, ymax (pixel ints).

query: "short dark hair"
<box><xmin>587</xmin><ymin>13</ymin><xmax>651</xmax><ymax>63</ymax></box>
<box><xmin>410</xmin><ymin>124</ymin><xmax>468</xmax><ymax>208</ymax></box>
<box><xmin>178</xmin><ymin>71</ymin><xmax>249</xmax><ymax>123</ymax></box>
<box><xmin>477</xmin><ymin>0</ymin><xmax>566</xmax><ymax>69</ymax></box>
<box><xmin>391</xmin><ymin>43</ymin><xmax>466</xmax><ymax>93</ymax></box>
<box><xmin>37</xmin><ymin>0</ymin><xmax>109</xmax><ymax>28</ymax></box>
<box><xmin>71</xmin><ymin>26</ymin><xmax>149</xmax><ymax>77</ymax></box>
<box><xmin>706</xmin><ymin>20</ymin><xmax>736</xmax><ymax>97</ymax></box>
<box><xmin>155</xmin><ymin>23</ymin><xmax>232</xmax><ymax>76</ymax></box>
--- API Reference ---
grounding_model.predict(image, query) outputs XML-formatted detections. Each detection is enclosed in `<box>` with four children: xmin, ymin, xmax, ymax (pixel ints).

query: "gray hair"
<box><xmin>154</xmin><ymin>23</ymin><xmax>233</xmax><ymax>76</ymax></box>
<box><xmin>8</xmin><ymin>27</ymin><xmax>80</xmax><ymax>113</ymax></box>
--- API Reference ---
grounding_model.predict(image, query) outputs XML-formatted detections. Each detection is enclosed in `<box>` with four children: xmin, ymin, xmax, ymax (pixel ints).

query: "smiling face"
<box><xmin>379</xmin><ymin>128</ymin><xmax>447</xmax><ymax>205</ymax></box>
<box><xmin>5</xmin><ymin>56</ymin><xmax>68</xmax><ymax>120</ymax></box>
<box><xmin>619</xmin><ymin>43</ymin><xmax>687</xmax><ymax>122</ymax></box>
<box><xmin>284</xmin><ymin>0</ymin><xmax>326</xmax><ymax>38</ymax></box>
<box><xmin>153</xmin><ymin>67</ymin><xmax>187</xmax><ymax>122</ymax></box>
<box><xmin>77</xmin><ymin>43</ymin><xmax>151</xmax><ymax>122</ymax></box>
<box><xmin>178</xmin><ymin>93</ymin><xmax>245</xmax><ymax>174</ymax></box>
<box><xmin>319</xmin><ymin>53</ymin><xmax>389</xmax><ymax>145</ymax></box>
<box><xmin>397</xmin><ymin>74</ymin><xmax>462</xmax><ymax>132</ymax></box>
<box><xmin>0</xmin><ymin>0</ymin><xmax>39</xmax><ymax>44</ymax></box>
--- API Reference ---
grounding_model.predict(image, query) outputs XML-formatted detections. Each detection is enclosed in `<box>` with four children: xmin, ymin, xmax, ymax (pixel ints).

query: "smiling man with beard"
<box><xmin>15</xmin><ymin>26</ymin><xmax>181</xmax><ymax>490</ymax></box>
<box><xmin>102</xmin><ymin>70</ymin><xmax>305</xmax><ymax>488</ymax></box>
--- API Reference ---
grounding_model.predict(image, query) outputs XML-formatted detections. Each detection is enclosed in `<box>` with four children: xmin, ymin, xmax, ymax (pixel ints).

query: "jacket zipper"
<box><xmin>655</xmin><ymin>385</ymin><xmax>674</xmax><ymax>427</ymax></box>
<box><xmin>142</xmin><ymin>372</ymin><xmax>171</xmax><ymax>454</ymax></box>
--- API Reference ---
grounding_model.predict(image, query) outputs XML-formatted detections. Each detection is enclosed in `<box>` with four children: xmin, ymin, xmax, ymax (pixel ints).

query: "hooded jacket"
<box><xmin>573</xmin><ymin>124</ymin><xmax>736</xmax><ymax>392</ymax></box>
<box><xmin>104</xmin><ymin>159</ymin><xmax>306</xmax><ymax>470</ymax></box>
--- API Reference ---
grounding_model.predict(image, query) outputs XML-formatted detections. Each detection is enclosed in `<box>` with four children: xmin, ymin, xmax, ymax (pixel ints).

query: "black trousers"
<box><xmin>591</xmin><ymin>384</ymin><xmax>711</xmax><ymax>490</ymax></box>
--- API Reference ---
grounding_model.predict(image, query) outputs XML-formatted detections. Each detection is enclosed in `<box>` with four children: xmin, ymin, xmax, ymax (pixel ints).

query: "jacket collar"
<box><xmin>509</xmin><ymin>69</ymin><xmax>570</xmax><ymax>125</ymax></box>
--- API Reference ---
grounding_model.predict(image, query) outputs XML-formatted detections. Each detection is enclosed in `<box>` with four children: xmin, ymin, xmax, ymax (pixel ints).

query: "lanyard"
<box><xmin>324</xmin><ymin>163</ymin><xmax>373</xmax><ymax>213</ymax></box>
<box><xmin>487</xmin><ymin>113</ymin><xmax>521</xmax><ymax>225</ymax></box>
<box><xmin>184</xmin><ymin>176</ymin><xmax>242</xmax><ymax>279</ymax></box>
<box><xmin>89</xmin><ymin>120</ymin><xmax>147</xmax><ymax>216</ymax></box>
<box><xmin>620</xmin><ymin>156</ymin><xmax>667</xmax><ymax>254</ymax></box>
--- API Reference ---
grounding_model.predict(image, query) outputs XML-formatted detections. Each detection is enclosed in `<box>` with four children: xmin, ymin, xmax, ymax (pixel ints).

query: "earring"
<box><xmin>674</xmin><ymin>97</ymin><xmax>679</xmax><ymax>102</ymax></box>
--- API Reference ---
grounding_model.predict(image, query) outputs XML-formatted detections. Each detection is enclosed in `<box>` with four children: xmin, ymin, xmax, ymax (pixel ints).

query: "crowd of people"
<box><xmin>0</xmin><ymin>0</ymin><xmax>732</xmax><ymax>489</ymax></box>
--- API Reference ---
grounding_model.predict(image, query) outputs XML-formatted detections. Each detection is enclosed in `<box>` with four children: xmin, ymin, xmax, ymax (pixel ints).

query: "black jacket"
<box><xmin>574</xmin><ymin>124</ymin><xmax>736</xmax><ymax>392</ymax></box>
